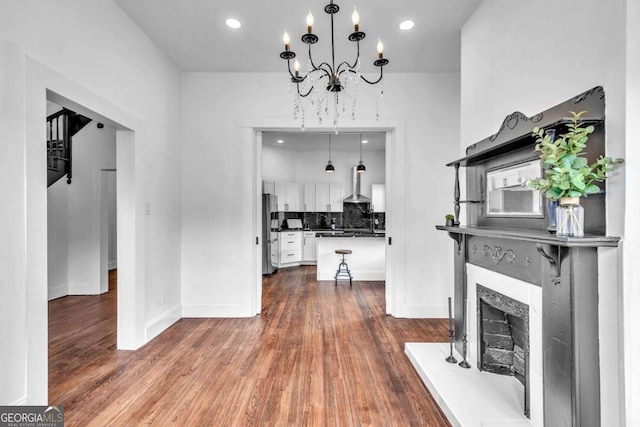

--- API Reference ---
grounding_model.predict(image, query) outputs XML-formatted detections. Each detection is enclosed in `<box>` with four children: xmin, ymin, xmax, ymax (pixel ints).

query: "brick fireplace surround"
<box><xmin>408</xmin><ymin>87</ymin><xmax>620</xmax><ymax>427</ymax></box>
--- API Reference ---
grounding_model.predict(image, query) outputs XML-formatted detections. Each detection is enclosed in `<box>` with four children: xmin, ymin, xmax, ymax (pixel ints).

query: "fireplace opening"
<box><xmin>476</xmin><ymin>284</ymin><xmax>530</xmax><ymax>417</ymax></box>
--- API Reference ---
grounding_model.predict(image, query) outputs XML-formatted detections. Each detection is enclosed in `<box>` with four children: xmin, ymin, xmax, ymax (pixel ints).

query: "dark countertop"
<box><xmin>316</xmin><ymin>232</ymin><xmax>385</xmax><ymax>238</ymax></box>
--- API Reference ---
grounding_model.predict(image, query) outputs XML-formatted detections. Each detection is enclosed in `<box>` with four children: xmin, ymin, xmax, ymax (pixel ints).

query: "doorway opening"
<box><xmin>23</xmin><ymin>58</ymin><xmax>144</xmax><ymax>402</ymax></box>
<box><xmin>245</xmin><ymin>120</ymin><xmax>405</xmax><ymax>317</ymax></box>
<box><xmin>45</xmin><ymin>97</ymin><xmax>120</xmax><ymax>404</ymax></box>
<box><xmin>259</xmin><ymin>131</ymin><xmax>387</xmax><ymax>299</ymax></box>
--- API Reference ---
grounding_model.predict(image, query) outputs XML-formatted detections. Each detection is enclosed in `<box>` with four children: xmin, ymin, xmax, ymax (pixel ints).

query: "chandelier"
<box><xmin>279</xmin><ymin>1</ymin><xmax>389</xmax><ymax>130</ymax></box>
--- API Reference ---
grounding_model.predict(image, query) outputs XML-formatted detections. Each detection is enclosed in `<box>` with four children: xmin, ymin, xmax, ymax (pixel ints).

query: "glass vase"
<box><xmin>556</xmin><ymin>197</ymin><xmax>584</xmax><ymax>237</ymax></box>
<box><xmin>546</xmin><ymin>199</ymin><xmax>559</xmax><ymax>233</ymax></box>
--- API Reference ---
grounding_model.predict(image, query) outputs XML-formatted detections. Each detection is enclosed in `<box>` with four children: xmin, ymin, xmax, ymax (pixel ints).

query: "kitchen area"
<box><xmin>261</xmin><ymin>132</ymin><xmax>386</xmax><ymax>281</ymax></box>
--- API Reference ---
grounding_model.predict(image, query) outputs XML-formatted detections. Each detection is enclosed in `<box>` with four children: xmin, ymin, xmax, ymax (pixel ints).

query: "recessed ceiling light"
<box><xmin>277</xmin><ymin>139</ymin><xmax>284</xmax><ymax>144</ymax></box>
<box><xmin>226</xmin><ymin>18</ymin><xmax>241</xmax><ymax>29</ymax></box>
<box><xmin>399</xmin><ymin>20</ymin><xmax>415</xmax><ymax>30</ymax></box>
<box><xmin>362</xmin><ymin>140</ymin><xmax>368</xmax><ymax>144</ymax></box>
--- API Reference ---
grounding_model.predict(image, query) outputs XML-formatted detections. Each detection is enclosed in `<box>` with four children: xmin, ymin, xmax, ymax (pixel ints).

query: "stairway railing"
<box><xmin>47</xmin><ymin>108</ymin><xmax>91</xmax><ymax>187</ymax></box>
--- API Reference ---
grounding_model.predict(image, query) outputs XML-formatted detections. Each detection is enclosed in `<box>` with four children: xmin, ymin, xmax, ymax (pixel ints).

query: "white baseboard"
<box><xmin>10</xmin><ymin>396</ymin><xmax>27</xmax><ymax>405</ymax></box>
<box><xmin>394</xmin><ymin>304</ymin><xmax>448</xmax><ymax>319</ymax></box>
<box><xmin>182</xmin><ymin>304</ymin><xmax>246</xmax><ymax>318</ymax></box>
<box><xmin>145</xmin><ymin>304</ymin><xmax>181</xmax><ymax>342</ymax></box>
<box><xmin>48</xmin><ymin>284</ymin><xmax>68</xmax><ymax>301</ymax></box>
<box><xmin>108</xmin><ymin>260</ymin><xmax>117</xmax><ymax>270</ymax></box>
<box><xmin>68</xmin><ymin>283</ymin><xmax>100</xmax><ymax>295</ymax></box>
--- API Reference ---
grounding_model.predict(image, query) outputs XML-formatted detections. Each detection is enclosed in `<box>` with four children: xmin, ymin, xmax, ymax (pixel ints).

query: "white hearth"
<box><xmin>406</xmin><ymin>264</ymin><xmax>543</xmax><ymax>427</ymax></box>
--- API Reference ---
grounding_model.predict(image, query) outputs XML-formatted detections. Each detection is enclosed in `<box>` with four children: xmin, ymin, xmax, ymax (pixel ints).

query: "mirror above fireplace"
<box><xmin>486</xmin><ymin>159</ymin><xmax>542</xmax><ymax>217</ymax></box>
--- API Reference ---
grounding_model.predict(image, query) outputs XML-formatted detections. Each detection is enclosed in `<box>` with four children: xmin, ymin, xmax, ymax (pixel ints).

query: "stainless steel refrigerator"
<box><xmin>262</xmin><ymin>194</ymin><xmax>278</xmax><ymax>275</ymax></box>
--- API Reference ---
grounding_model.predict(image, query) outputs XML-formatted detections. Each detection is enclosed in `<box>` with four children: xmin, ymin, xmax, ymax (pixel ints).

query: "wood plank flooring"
<box><xmin>49</xmin><ymin>266</ymin><xmax>451</xmax><ymax>426</ymax></box>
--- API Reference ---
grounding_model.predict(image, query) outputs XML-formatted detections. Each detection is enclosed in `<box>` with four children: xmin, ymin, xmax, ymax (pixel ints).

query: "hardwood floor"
<box><xmin>49</xmin><ymin>266</ymin><xmax>451</xmax><ymax>426</ymax></box>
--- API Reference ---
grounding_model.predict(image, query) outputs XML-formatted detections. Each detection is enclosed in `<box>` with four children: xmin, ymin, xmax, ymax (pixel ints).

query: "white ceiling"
<box><xmin>263</xmin><ymin>131</ymin><xmax>385</xmax><ymax>152</ymax></box>
<box><xmin>113</xmin><ymin>0</ymin><xmax>482</xmax><ymax>72</ymax></box>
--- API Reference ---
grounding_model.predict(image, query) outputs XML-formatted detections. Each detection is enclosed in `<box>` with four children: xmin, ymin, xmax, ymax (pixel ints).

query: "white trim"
<box><xmin>47</xmin><ymin>285</ymin><xmax>67</xmax><ymax>301</ymax></box>
<box><xmin>395</xmin><ymin>305</ymin><xmax>449</xmax><ymax>319</ymax></box>
<box><xmin>182</xmin><ymin>304</ymin><xmax>244</xmax><ymax>318</ymax></box>
<box><xmin>67</xmin><ymin>283</ymin><xmax>101</xmax><ymax>295</ymax></box>
<box><xmin>10</xmin><ymin>396</ymin><xmax>28</xmax><ymax>406</ymax></box>
<box><xmin>108</xmin><ymin>261</ymin><xmax>117</xmax><ymax>270</ymax></box>
<box><xmin>145</xmin><ymin>304</ymin><xmax>181</xmax><ymax>342</ymax></box>
<box><xmin>22</xmin><ymin>54</ymin><xmax>144</xmax><ymax>402</ymax></box>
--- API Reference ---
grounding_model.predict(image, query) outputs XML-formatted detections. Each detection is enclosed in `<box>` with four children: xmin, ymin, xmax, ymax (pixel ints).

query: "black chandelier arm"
<box><xmin>296</xmin><ymin>83</ymin><xmax>314</xmax><ymax>98</ymax></box>
<box><xmin>285</xmin><ymin>58</ymin><xmax>299</xmax><ymax>80</ymax></box>
<box><xmin>343</xmin><ymin>66</ymin><xmax>385</xmax><ymax>85</ymax></box>
<box><xmin>307</xmin><ymin>44</ymin><xmax>334</xmax><ymax>77</ymax></box>
<box><xmin>296</xmin><ymin>74</ymin><xmax>329</xmax><ymax>98</ymax></box>
<box><xmin>336</xmin><ymin>41</ymin><xmax>361</xmax><ymax>74</ymax></box>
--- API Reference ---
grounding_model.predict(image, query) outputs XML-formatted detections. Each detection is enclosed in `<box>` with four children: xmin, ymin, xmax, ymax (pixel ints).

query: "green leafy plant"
<box><xmin>525</xmin><ymin>111</ymin><xmax>623</xmax><ymax>200</ymax></box>
<box><xmin>445</xmin><ymin>214</ymin><xmax>454</xmax><ymax>221</ymax></box>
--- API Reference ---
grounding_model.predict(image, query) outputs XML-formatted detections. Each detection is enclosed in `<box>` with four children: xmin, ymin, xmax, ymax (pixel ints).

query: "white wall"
<box><xmin>182</xmin><ymin>72</ymin><xmax>460</xmax><ymax>318</ymax></box>
<box><xmin>68</xmin><ymin>122</ymin><xmax>116</xmax><ymax>295</ymax></box>
<box><xmin>47</xmin><ymin>120</ymin><xmax>116</xmax><ymax>300</ymax></box>
<box><xmin>47</xmin><ymin>178</ymin><xmax>70</xmax><ymax>300</ymax></box>
<box><xmin>625</xmin><ymin>1</ymin><xmax>640</xmax><ymax>425</ymax></box>
<box><xmin>462</xmin><ymin>0</ymin><xmax>628</xmax><ymax>423</ymax></box>
<box><xmin>0</xmin><ymin>0</ymin><xmax>182</xmax><ymax>404</ymax></box>
<box><xmin>262</xmin><ymin>145</ymin><xmax>386</xmax><ymax>197</ymax></box>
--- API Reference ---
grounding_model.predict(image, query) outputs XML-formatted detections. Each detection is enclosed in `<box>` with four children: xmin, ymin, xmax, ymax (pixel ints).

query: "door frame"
<box><xmin>25</xmin><ymin>57</ymin><xmax>144</xmax><ymax>403</ymax></box>
<box><xmin>242</xmin><ymin>119</ymin><xmax>406</xmax><ymax>316</ymax></box>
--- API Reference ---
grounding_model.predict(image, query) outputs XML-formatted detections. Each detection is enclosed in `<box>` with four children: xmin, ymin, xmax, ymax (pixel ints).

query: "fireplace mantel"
<box><xmin>436</xmin><ymin>225</ymin><xmax>619</xmax><ymax>248</ymax></box>
<box><xmin>435</xmin><ymin>87</ymin><xmax>619</xmax><ymax>427</ymax></box>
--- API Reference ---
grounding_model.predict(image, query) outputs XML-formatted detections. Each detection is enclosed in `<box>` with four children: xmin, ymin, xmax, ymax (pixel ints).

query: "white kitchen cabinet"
<box><xmin>303</xmin><ymin>184</ymin><xmax>316</xmax><ymax>212</ymax></box>
<box><xmin>286</xmin><ymin>183</ymin><xmax>301</xmax><ymax>211</ymax></box>
<box><xmin>329</xmin><ymin>184</ymin><xmax>343</xmax><ymax>212</ymax></box>
<box><xmin>274</xmin><ymin>182</ymin><xmax>301</xmax><ymax>211</ymax></box>
<box><xmin>278</xmin><ymin>231</ymin><xmax>302</xmax><ymax>265</ymax></box>
<box><xmin>262</xmin><ymin>180</ymin><xmax>275</xmax><ymax>195</ymax></box>
<box><xmin>315</xmin><ymin>184</ymin><xmax>330</xmax><ymax>212</ymax></box>
<box><xmin>372</xmin><ymin>184</ymin><xmax>385</xmax><ymax>213</ymax></box>
<box><xmin>302</xmin><ymin>231</ymin><xmax>316</xmax><ymax>262</ymax></box>
<box><xmin>274</xmin><ymin>182</ymin><xmax>287</xmax><ymax>211</ymax></box>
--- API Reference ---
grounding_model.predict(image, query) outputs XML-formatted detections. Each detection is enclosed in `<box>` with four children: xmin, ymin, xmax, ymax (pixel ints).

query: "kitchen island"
<box><xmin>316</xmin><ymin>232</ymin><xmax>385</xmax><ymax>281</ymax></box>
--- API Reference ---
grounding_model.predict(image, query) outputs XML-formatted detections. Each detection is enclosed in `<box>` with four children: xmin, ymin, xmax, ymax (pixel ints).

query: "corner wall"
<box><xmin>625</xmin><ymin>1</ymin><xmax>640</xmax><ymax>425</ymax></box>
<box><xmin>461</xmin><ymin>0</ymin><xmax>628</xmax><ymax>423</ymax></box>
<box><xmin>0</xmin><ymin>0</ymin><xmax>182</xmax><ymax>404</ymax></box>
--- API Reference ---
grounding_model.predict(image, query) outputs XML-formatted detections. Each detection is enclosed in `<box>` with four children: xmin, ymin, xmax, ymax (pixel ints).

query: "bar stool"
<box><xmin>334</xmin><ymin>249</ymin><xmax>353</xmax><ymax>287</ymax></box>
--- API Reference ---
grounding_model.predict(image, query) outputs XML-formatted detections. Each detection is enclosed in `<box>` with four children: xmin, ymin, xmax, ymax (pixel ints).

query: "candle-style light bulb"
<box><xmin>306</xmin><ymin>11</ymin><xmax>314</xmax><ymax>33</ymax></box>
<box><xmin>377</xmin><ymin>38</ymin><xmax>384</xmax><ymax>58</ymax></box>
<box><xmin>283</xmin><ymin>31</ymin><xmax>290</xmax><ymax>51</ymax></box>
<box><xmin>352</xmin><ymin>7</ymin><xmax>360</xmax><ymax>32</ymax></box>
<box><xmin>293</xmin><ymin>59</ymin><xmax>300</xmax><ymax>77</ymax></box>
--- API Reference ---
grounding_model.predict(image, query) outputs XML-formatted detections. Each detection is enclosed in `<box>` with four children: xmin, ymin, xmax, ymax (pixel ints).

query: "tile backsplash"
<box><xmin>279</xmin><ymin>206</ymin><xmax>385</xmax><ymax>231</ymax></box>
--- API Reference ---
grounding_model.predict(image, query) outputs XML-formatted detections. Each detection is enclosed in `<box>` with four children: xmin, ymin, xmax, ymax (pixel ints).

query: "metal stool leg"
<box><xmin>334</xmin><ymin>253</ymin><xmax>353</xmax><ymax>287</ymax></box>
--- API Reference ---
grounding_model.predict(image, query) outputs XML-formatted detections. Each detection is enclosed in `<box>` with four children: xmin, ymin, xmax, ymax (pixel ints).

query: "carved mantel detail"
<box><xmin>482</xmin><ymin>245</ymin><xmax>516</xmax><ymax>265</ymax></box>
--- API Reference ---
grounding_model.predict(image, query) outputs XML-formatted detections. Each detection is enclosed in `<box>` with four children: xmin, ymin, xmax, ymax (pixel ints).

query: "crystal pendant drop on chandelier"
<box><xmin>279</xmin><ymin>1</ymin><xmax>389</xmax><ymax>131</ymax></box>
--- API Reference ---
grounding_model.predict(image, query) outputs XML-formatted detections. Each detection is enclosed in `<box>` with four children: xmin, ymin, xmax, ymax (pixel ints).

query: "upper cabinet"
<box><xmin>303</xmin><ymin>184</ymin><xmax>316</xmax><ymax>212</ymax></box>
<box><xmin>273</xmin><ymin>182</ymin><xmax>301</xmax><ymax>212</ymax></box>
<box><xmin>315</xmin><ymin>184</ymin><xmax>330</xmax><ymax>212</ymax></box>
<box><xmin>263</xmin><ymin>181</ymin><xmax>276</xmax><ymax>195</ymax></box>
<box><xmin>329</xmin><ymin>184</ymin><xmax>343</xmax><ymax>212</ymax></box>
<box><xmin>286</xmin><ymin>183</ymin><xmax>301</xmax><ymax>211</ymax></box>
<box><xmin>264</xmin><ymin>181</ymin><xmax>341</xmax><ymax>212</ymax></box>
<box><xmin>310</xmin><ymin>183</ymin><xmax>342</xmax><ymax>212</ymax></box>
<box><xmin>372</xmin><ymin>184</ymin><xmax>385</xmax><ymax>213</ymax></box>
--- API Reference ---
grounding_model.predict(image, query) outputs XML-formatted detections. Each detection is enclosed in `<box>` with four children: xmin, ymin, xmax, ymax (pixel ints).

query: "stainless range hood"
<box><xmin>343</xmin><ymin>166</ymin><xmax>370</xmax><ymax>203</ymax></box>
